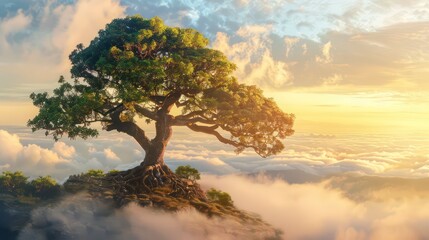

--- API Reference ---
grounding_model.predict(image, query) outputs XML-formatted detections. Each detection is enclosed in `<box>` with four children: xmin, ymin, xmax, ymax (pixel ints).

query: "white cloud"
<box><xmin>0</xmin><ymin>129</ymin><xmax>129</xmax><ymax>179</ymax></box>
<box><xmin>0</xmin><ymin>0</ymin><xmax>125</xmax><ymax>101</ymax></box>
<box><xmin>0</xmin><ymin>10</ymin><xmax>31</xmax><ymax>49</ymax></box>
<box><xmin>0</xmin><ymin>129</ymin><xmax>75</xmax><ymax>178</ymax></box>
<box><xmin>201</xmin><ymin>174</ymin><xmax>429</xmax><ymax>240</ymax></box>
<box><xmin>50</xmin><ymin>0</ymin><xmax>125</xmax><ymax>69</ymax></box>
<box><xmin>322</xmin><ymin>74</ymin><xmax>343</xmax><ymax>85</ymax></box>
<box><xmin>0</xmin><ymin>129</ymin><xmax>23</xmax><ymax>161</ymax></box>
<box><xmin>213</xmin><ymin>27</ymin><xmax>293</xmax><ymax>88</ymax></box>
<box><xmin>18</xmin><ymin>194</ymin><xmax>279</xmax><ymax>239</ymax></box>
<box><xmin>19</xmin><ymin>144</ymin><xmax>66</xmax><ymax>166</ymax></box>
<box><xmin>104</xmin><ymin>148</ymin><xmax>120</xmax><ymax>161</ymax></box>
<box><xmin>284</xmin><ymin>36</ymin><xmax>300</xmax><ymax>57</ymax></box>
<box><xmin>4</xmin><ymin>126</ymin><xmax>429</xmax><ymax>180</ymax></box>
<box><xmin>53</xmin><ymin>141</ymin><xmax>76</xmax><ymax>158</ymax></box>
<box><xmin>209</xmin><ymin>14</ymin><xmax>429</xmax><ymax>91</ymax></box>
<box><xmin>9</xmin><ymin>164</ymin><xmax>429</xmax><ymax>240</ymax></box>
<box><xmin>316</xmin><ymin>41</ymin><xmax>333</xmax><ymax>63</ymax></box>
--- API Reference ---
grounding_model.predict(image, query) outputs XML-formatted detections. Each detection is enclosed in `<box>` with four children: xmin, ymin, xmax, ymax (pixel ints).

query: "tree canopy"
<box><xmin>28</xmin><ymin>15</ymin><xmax>294</xmax><ymax>166</ymax></box>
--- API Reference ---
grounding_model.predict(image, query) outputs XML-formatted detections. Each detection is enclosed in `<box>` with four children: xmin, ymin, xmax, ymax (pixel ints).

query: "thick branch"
<box><xmin>187</xmin><ymin>123</ymin><xmax>254</xmax><ymax>151</ymax></box>
<box><xmin>82</xmin><ymin>119</ymin><xmax>111</xmax><ymax>124</ymax></box>
<box><xmin>104</xmin><ymin>103</ymin><xmax>124</xmax><ymax>116</ymax></box>
<box><xmin>172</xmin><ymin>110</ymin><xmax>216</xmax><ymax>126</ymax></box>
<box><xmin>177</xmin><ymin>110</ymin><xmax>207</xmax><ymax>119</ymax></box>
<box><xmin>134</xmin><ymin>104</ymin><xmax>158</xmax><ymax>120</ymax></box>
<box><xmin>160</xmin><ymin>92</ymin><xmax>181</xmax><ymax>113</ymax></box>
<box><xmin>149</xmin><ymin>95</ymin><xmax>166</xmax><ymax>105</ymax></box>
<box><xmin>172</xmin><ymin>116</ymin><xmax>215</xmax><ymax>126</ymax></box>
<box><xmin>106</xmin><ymin>106</ymin><xmax>152</xmax><ymax>151</ymax></box>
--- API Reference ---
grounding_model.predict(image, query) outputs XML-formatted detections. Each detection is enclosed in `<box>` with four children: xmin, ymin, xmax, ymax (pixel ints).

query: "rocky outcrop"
<box><xmin>63</xmin><ymin>172</ymin><xmax>283</xmax><ymax>239</ymax></box>
<box><xmin>0</xmin><ymin>194</ymin><xmax>38</xmax><ymax>239</ymax></box>
<box><xmin>0</xmin><ymin>172</ymin><xmax>282</xmax><ymax>239</ymax></box>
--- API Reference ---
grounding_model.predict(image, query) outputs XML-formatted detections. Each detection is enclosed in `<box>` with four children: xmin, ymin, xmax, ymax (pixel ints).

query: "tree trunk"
<box><xmin>106</xmin><ymin>104</ymin><xmax>175</xmax><ymax>168</ymax></box>
<box><xmin>141</xmin><ymin>142</ymin><xmax>166</xmax><ymax>166</ymax></box>
<box><xmin>140</xmin><ymin>113</ymin><xmax>173</xmax><ymax>167</ymax></box>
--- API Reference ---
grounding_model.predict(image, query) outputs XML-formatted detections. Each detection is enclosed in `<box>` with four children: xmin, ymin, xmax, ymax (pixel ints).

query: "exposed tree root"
<box><xmin>102</xmin><ymin>163</ymin><xmax>206</xmax><ymax>204</ymax></box>
<box><xmin>65</xmin><ymin>165</ymin><xmax>278</xmax><ymax>234</ymax></box>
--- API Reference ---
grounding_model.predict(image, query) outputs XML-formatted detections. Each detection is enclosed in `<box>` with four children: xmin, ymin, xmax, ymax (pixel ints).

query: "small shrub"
<box><xmin>0</xmin><ymin>171</ymin><xmax>29</xmax><ymax>195</ymax></box>
<box><xmin>206</xmin><ymin>188</ymin><xmax>233</xmax><ymax>207</ymax></box>
<box><xmin>108</xmin><ymin>169</ymin><xmax>120</xmax><ymax>174</ymax></box>
<box><xmin>175</xmin><ymin>165</ymin><xmax>200</xmax><ymax>181</ymax></box>
<box><xmin>84</xmin><ymin>169</ymin><xmax>105</xmax><ymax>178</ymax></box>
<box><xmin>29</xmin><ymin>176</ymin><xmax>61</xmax><ymax>199</ymax></box>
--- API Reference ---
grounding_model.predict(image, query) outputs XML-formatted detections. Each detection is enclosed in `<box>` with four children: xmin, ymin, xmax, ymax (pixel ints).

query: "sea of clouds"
<box><xmin>1</xmin><ymin>127</ymin><xmax>429</xmax><ymax>239</ymax></box>
<box><xmin>2</xmin><ymin>1</ymin><xmax>429</xmax><ymax>238</ymax></box>
<box><xmin>1</xmin><ymin>127</ymin><xmax>429</xmax><ymax>181</ymax></box>
<box><xmin>12</xmin><ymin>174</ymin><xmax>429</xmax><ymax>240</ymax></box>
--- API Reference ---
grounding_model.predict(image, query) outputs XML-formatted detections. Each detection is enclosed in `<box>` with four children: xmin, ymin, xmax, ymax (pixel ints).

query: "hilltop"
<box><xmin>0</xmin><ymin>169</ymin><xmax>282</xmax><ymax>239</ymax></box>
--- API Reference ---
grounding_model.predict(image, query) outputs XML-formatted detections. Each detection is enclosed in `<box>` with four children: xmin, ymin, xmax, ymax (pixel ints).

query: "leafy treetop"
<box><xmin>0</xmin><ymin>171</ymin><xmax>29</xmax><ymax>195</ymax></box>
<box><xmin>28</xmin><ymin>15</ymin><xmax>294</xmax><ymax>160</ymax></box>
<box><xmin>0</xmin><ymin>171</ymin><xmax>61</xmax><ymax>199</ymax></box>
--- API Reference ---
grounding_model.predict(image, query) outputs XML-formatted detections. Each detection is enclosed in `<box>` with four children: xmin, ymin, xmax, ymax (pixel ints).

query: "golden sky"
<box><xmin>1</xmin><ymin>0</ymin><xmax>429</xmax><ymax>179</ymax></box>
<box><xmin>2</xmin><ymin>2</ymin><xmax>429</xmax><ymax>238</ymax></box>
<box><xmin>1</xmin><ymin>0</ymin><xmax>429</xmax><ymax>137</ymax></box>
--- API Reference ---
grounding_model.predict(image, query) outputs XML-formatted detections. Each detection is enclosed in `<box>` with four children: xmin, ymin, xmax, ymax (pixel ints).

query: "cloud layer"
<box><xmin>13</xmin><ymin>174</ymin><xmax>429</xmax><ymax>240</ymax></box>
<box><xmin>0</xmin><ymin>129</ymin><xmax>141</xmax><ymax>180</ymax></box>
<box><xmin>0</xmin><ymin>0</ymin><xmax>125</xmax><ymax>101</ymax></box>
<box><xmin>18</xmin><ymin>194</ymin><xmax>279</xmax><ymax>240</ymax></box>
<box><xmin>2</xmin><ymin>127</ymin><xmax>429</xmax><ymax>181</ymax></box>
<box><xmin>1</xmin><ymin>0</ymin><xmax>429</xmax><ymax>136</ymax></box>
<box><xmin>201</xmin><ymin>174</ymin><xmax>429</xmax><ymax>240</ymax></box>
<box><xmin>1</xmin><ymin>0</ymin><xmax>429</xmax><ymax>99</ymax></box>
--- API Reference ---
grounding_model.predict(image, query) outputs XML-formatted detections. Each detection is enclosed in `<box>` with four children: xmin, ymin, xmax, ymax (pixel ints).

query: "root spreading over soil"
<box><xmin>63</xmin><ymin>164</ymin><xmax>280</xmax><ymax>238</ymax></box>
<box><xmin>104</xmin><ymin>163</ymin><xmax>206</xmax><ymax>201</ymax></box>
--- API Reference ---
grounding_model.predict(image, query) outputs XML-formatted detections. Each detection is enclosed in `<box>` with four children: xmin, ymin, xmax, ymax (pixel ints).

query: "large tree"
<box><xmin>28</xmin><ymin>15</ymin><xmax>294</xmax><ymax>169</ymax></box>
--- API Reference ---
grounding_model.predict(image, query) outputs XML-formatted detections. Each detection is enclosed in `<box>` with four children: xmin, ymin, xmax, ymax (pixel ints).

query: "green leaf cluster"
<box><xmin>83</xmin><ymin>169</ymin><xmax>106</xmax><ymax>178</ymax></box>
<box><xmin>206</xmin><ymin>188</ymin><xmax>234</xmax><ymax>207</ymax></box>
<box><xmin>175</xmin><ymin>165</ymin><xmax>200</xmax><ymax>181</ymax></box>
<box><xmin>29</xmin><ymin>176</ymin><xmax>61</xmax><ymax>199</ymax></box>
<box><xmin>0</xmin><ymin>171</ymin><xmax>29</xmax><ymax>196</ymax></box>
<box><xmin>198</xmin><ymin>83</ymin><xmax>295</xmax><ymax>156</ymax></box>
<box><xmin>0</xmin><ymin>171</ymin><xmax>61</xmax><ymax>199</ymax></box>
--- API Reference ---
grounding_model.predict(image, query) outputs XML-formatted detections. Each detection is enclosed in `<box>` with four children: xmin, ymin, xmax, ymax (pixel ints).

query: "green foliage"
<box><xmin>28</xmin><ymin>15</ymin><xmax>294</xmax><ymax>158</ymax></box>
<box><xmin>0</xmin><ymin>171</ymin><xmax>29</xmax><ymax>195</ymax></box>
<box><xmin>29</xmin><ymin>176</ymin><xmax>61</xmax><ymax>199</ymax></box>
<box><xmin>206</xmin><ymin>188</ymin><xmax>234</xmax><ymax>207</ymax></box>
<box><xmin>175</xmin><ymin>165</ymin><xmax>200</xmax><ymax>181</ymax></box>
<box><xmin>0</xmin><ymin>172</ymin><xmax>61</xmax><ymax>199</ymax></box>
<box><xmin>84</xmin><ymin>169</ymin><xmax>105</xmax><ymax>178</ymax></box>
<box><xmin>108</xmin><ymin>169</ymin><xmax>120</xmax><ymax>174</ymax></box>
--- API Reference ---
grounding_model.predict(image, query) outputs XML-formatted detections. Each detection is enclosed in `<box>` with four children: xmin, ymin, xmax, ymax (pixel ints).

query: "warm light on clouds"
<box><xmin>0</xmin><ymin>0</ymin><xmax>125</xmax><ymax>113</ymax></box>
<box><xmin>12</xmin><ymin>175</ymin><xmax>429</xmax><ymax>239</ymax></box>
<box><xmin>202</xmin><ymin>174</ymin><xmax>429</xmax><ymax>240</ymax></box>
<box><xmin>265</xmin><ymin>90</ymin><xmax>429</xmax><ymax>134</ymax></box>
<box><xmin>1</xmin><ymin>0</ymin><xmax>429</xmax><ymax>136</ymax></box>
<box><xmin>2</xmin><ymin>126</ymin><xmax>429</xmax><ymax>180</ymax></box>
<box><xmin>1</xmin><ymin>1</ymin><xmax>429</xmax><ymax>239</ymax></box>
